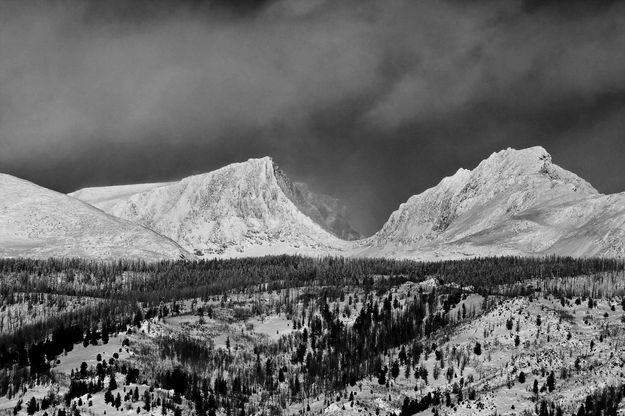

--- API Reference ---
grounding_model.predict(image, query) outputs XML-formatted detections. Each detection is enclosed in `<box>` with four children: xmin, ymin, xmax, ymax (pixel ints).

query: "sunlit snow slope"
<box><xmin>0</xmin><ymin>174</ymin><xmax>191</xmax><ymax>260</ymax></box>
<box><xmin>71</xmin><ymin>157</ymin><xmax>349</xmax><ymax>257</ymax></box>
<box><xmin>357</xmin><ymin>147</ymin><xmax>625</xmax><ymax>259</ymax></box>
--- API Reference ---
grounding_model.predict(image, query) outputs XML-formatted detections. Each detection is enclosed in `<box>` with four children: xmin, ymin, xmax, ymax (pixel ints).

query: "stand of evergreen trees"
<box><xmin>2</xmin><ymin>255</ymin><xmax>625</xmax><ymax>414</ymax></box>
<box><xmin>2</xmin><ymin>256</ymin><xmax>624</xmax><ymax>302</ymax></box>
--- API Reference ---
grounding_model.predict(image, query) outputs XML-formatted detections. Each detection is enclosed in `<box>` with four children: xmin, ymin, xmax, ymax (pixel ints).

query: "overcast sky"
<box><xmin>1</xmin><ymin>0</ymin><xmax>625</xmax><ymax>235</ymax></box>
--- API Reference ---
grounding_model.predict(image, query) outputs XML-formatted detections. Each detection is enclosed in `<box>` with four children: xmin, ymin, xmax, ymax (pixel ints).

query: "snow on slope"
<box><xmin>358</xmin><ymin>146</ymin><xmax>625</xmax><ymax>259</ymax></box>
<box><xmin>71</xmin><ymin>157</ymin><xmax>349</xmax><ymax>257</ymax></box>
<box><xmin>0</xmin><ymin>174</ymin><xmax>191</xmax><ymax>260</ymax></box>
<box><xmin>70</xmin><ymin>182</ymin><xmax>174</xmax><ymax>212</ymax></box>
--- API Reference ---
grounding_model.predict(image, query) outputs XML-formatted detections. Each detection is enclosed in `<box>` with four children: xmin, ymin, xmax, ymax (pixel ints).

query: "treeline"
<box><xmin>2</xmin><ymin>256</ymin><xmax>624</xmax><ymax>302</ymax></box>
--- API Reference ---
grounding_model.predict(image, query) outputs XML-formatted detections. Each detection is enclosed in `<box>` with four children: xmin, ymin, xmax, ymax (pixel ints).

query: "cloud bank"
<box><xmin>1</xmin><ymin>0</ymin><xmax>625</xmax><ymax>234</ymax></box>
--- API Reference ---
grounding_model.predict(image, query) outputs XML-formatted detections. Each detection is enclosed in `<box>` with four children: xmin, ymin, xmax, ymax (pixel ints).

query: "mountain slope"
<box><xmin>70</xmin><ymin>182</ymin><xmax>174</xmax><ymax>212</ymax></box>
<box><xmin>71</xmin><ymin>157</ymin><xmax>349</xmax><ymax>257</ymax></box>
<box><xmin>0</xmin><ymin>174</ymin><xmax>191</xmax><ymax>260</ymax></box>
<box><xmin>358</xmin><ymin>146</ymin><xmax>625</xmax><ymax>259</ymax></box>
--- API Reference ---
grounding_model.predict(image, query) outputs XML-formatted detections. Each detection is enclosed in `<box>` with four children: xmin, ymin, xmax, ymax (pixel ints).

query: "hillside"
<box><xmin>0</xmin><ymin>174</ymin><xmax>190</xmax><ymax>260</ymax></box>
<box><xmin>3</xmin><ymin>257</ymin><xmax>625</xmax><ymax>416</ymax></box>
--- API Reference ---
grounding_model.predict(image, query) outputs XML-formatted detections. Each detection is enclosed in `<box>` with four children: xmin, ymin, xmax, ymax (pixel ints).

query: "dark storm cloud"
<box><xmin>1</xmin><ymin>0</ymin><xmax>625</xmax><ymax>235</ymax></box>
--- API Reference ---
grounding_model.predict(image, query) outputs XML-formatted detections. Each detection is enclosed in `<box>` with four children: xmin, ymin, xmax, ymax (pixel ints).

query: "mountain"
<box><xmin>70</xmin><ymin>157</ymin><xmax>350</xmax><ymax>257</ymax></box>
<box><xmin>357</xmin><ymin>146</ymin><xmax>625</xmax><ymax>259</ymax></box>
<box><xmin>0</xmin><ymin>174</ymin><xmax>191</xmax><ymax>260</ymax></box>
<box><xmin>62</xmin><ymin>148</ymin><xmax>625</xmax><ymax>260</ymax></box>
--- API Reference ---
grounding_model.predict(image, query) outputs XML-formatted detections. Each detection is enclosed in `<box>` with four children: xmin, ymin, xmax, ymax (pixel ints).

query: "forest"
<box><xmin>2</xmin><ymin>255</ymin><xmax>625</xmax><ymax>416</ymax></box>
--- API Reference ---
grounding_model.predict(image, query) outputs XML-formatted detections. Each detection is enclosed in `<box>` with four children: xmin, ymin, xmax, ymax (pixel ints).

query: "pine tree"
<box><xmin>104</xmin><ymin>390</ymin><xmax>114</xmax><ymax>405</ymax></box>
<box><xmin>26</xmin><ymin>397</ymin><xmax>38</xmax><ymax>415</ymax></box>
<box><xmin>102</xmin><ymin>325</ymin><xmax>109</xmax><ymax>344</ymax></box>
<box><xmin>391</xmin><ymin>360</ymin><xmax>400</xmax><ymax>379</ymax></box>
<box><xmin>547</xmin><ymin>371</ymin><xmax>555</xmax><ymax>392</ymax></box>
<box><xmin>378</xmin><ymin>368</ymin><xmax>386</xmax><ymax>385</ymax></box>
<box><xmin>473</xmin><ymin>342</ymin><xmax>482</xmax><ymax>356</ymax></box>
<box><xmin>143</xmin><ymin>390</ymin><xmax>151</xmax><ymax>412</ymax></box>
<box><xmin>109</xmin><ymin>373</ymin><xmax>117</xmax><ymax>391</ymax></box>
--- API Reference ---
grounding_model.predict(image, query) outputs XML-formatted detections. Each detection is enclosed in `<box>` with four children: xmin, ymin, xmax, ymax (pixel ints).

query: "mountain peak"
<box><xmin>244</xmin><ymin>156</ymin><xmax>275</xmax><ymax>169</ymax></box>
<box><xmin>479</xmin><ymin>146</ymin><xmax>552</xmax><ymax>175</ymax></box>
<box><xmin>191</xmin><ymin>156</ymin><xmax>276</xmax><ymax>180</ymax></box>
<box><xmin>247</xmin><ymin>156</ymin><xmax>274</xmax><ymax>166</ymax></box>
<box><xmin>500</xmin><ymin>145</ymin><xmax>550</xmax><ymax>159</ymax></box>
<box><xmin>469</xmin><ymin>146</ymin><xmax>596</xmax><ymax>195</ymax></box>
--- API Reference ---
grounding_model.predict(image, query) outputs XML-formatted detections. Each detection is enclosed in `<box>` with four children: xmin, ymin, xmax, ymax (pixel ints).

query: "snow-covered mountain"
<box><xmin>0</xmin><ymin>174</ymin><xmax>190</xmax><ymax>260</ymax></box>
<box><xmin>71</xmin><ymin>157</ymin><xmax>350</xmax><ymax>257</ymax></box>
<box><xmin>357</xmin><ymin>146</ymin><xmax>625</xmax><ymax>259</ymax></box>
<box><xmin>9</xmin><ymin>147</ymin><xmax>622</xmax><ymax>261</ymax></box>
